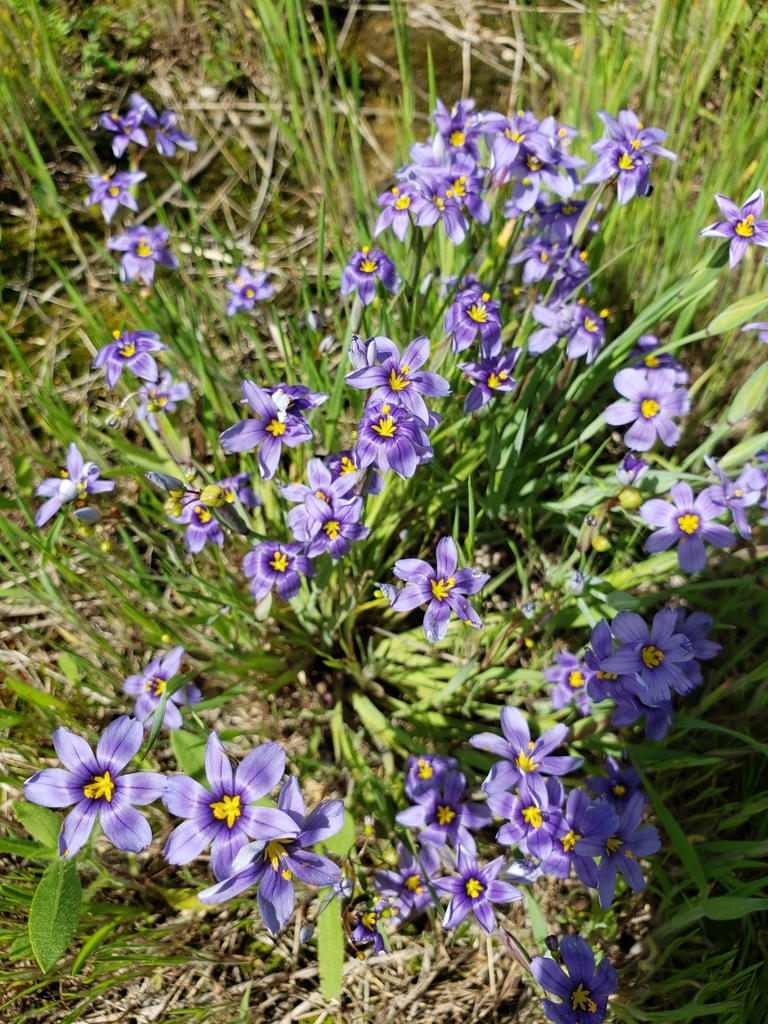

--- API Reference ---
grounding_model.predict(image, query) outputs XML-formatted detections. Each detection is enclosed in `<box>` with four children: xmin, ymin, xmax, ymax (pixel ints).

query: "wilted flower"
<box><xmin>100</xmin><ymin>109</ymin><xmax>148</xmax><ymax>157</ymax></box>
<box><xmin>93</xmin><ymin>329</ymin><xmax>167</xmax><ymax>388</ymax></box>
<box><xmin>604</xmin><ymin>368</ymin><xmax>689</xmax><ymax>450</ymax></box>
<box><xmin>615</xmin><ymin>454</ymin><xmax>649</xmax><ymax>486</ymax></box>
<box><xmin>340</xmin><ymin>247</ymin><xmax>400</xmax><ymax>306</ymax></box>
<box><xmin>220</xmin><ymin>381</ymin><xmax>313</xmax><ymax>480</ymax></box>
<box><xmin>345</xmin><ymin>335</ymin><xmax>450</xmax><ymax>424</ymax></box>
<box><xmin>216</xmin><ymin>472</ymin><xmax>261</xmax><ymax>509</ymax></box>
<box><xmin>243</xmin><ymin>541</ymin><xmax>315</xmax><ymax>601</ymax></box>
<box><xmin>107</xmin><ymin>224</ymin><xmax>179</xmax><ymax>285</ymax></box>
<box><xmin>24</xmin><ymin>716</ymin><xmax>166</xmax><ymax>857</ymax></box>
<box><xmin>123</xmin><ymin>646</ymin><xmax>201</xmax><ymax>729</ymax></box>
<box><xmin>459</xmin><ymin>347</ymin><xmax>520</xmax><ymax>412</ymax></box>
<box><xmin>35</xmin><ymin>443</ymin><xmax>115</xmax><ymax>527</ymax></box>
<box><xmin>640</xmin><ymin>480</ymin><xmax>735</xmax><ymax>572</ymax></box>
<box><xmin>171</xmin><ymin>500</ymin><xmax>224</xmax><ymax>552</ymax></box>
<box><xmin>434</xmin><ymin>846</ymin><xmax>522</xmax><ymax>934</ymax></box>
<box><xmin>225</xmin><ymin>267</ymin><xmax>274</xmax><ymax>316</ymax></box>
<box><xmin>469</xmin><ymin>706</ymin><xmax>582</xmax><ymax>796</ymax></box>
<box><xmin>530</xmin><ymin>934</ymin><xmax>618</xmax><ymax>1024</ymax></box>
<box><xmin>544</xmin><ymin>652</ymin><xmax>591</xmax><ymax>716</ymax></box>
<box><xmin>85</xmin><ymin>171</ymin><xmax>146</xmax><ymax>223</ymax></box>
<box><xmin>389</xmin><ymin>536</ymin><xmax>489</xmax><ymax>643</ymax></box>
<box><xmin>136</xmin><ymin>371</ymin><xmax>190</xmax><ymax>431</ymax></box>
<box><xmin>396</xmin><ymin>769</ymin><xmax>491</xmax><ymax>854</ymax></box>
<box><xmin>700</xmin><ymin>190</ymin><xmax>768</xmax><ymax>267</ymax></box>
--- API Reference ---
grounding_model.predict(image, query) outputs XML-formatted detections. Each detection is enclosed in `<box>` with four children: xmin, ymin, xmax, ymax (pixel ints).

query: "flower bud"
<box><xmin>521</xmin><ymin>600</ymin><xmax>536</xmax><ymax>620</ymax></box>
<box><xmin>299</xmin><ymin>925</ymin><xmax>314</xmax><ymax>943</ymax></box>
<box><xmin>591</xmin><ymin>535</ymin><xmax>610</xmax><ymax>552</ymax></box>
<box><xmin>199</xmin><ymin>484</ymin><xmax>227</xmax><ymax>507</ymax></box>
<box><xmin>164</xmin><ymin>496</ymin><xmax>183</xmax><ymax>517</ymax></box>
<box><xmin>618</xmin><ymin>485</ymin><xmax>643</xmax><ymax>509</ymax></box>
<box><xmin>100</xmin><ymin>540</ymin><xmax>112</xmax><ymax>553</ymax></box>
<box><xmin>381</xmin><ymin>847</ymin><xmax>399</xmax><ymax>867</ymax></box>
<box><xmin>567</xmin><ymin>570</ymin><xmax>584</xmax><ymax>595</ymax></box>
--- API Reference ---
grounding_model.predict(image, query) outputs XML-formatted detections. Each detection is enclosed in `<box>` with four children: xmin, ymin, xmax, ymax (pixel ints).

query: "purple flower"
<box><xmin>583</xmin><ymin>142</ymin><xmax>651</xmax><ymax>205</ymax></box>
<box><xmin>100</xmin><ymin>109</ymin><xmax>148</xmax><ymax>158</ymax></box>
<box><xmin>355</xmin><ymin>400</ymin><xmax>433</xmax><ymax>480</ymax></box>
<box><xmin>217</xmin><ymin>472</ymin><xmax>261</xmax><ymax>509</ymax></box>
<box><xmin>600</xmin><ymin>608</ymin><xmax>694</xmax><ymax>704</ymax></box>
<box><xmin>595</xmin><ymin>109</ymin><xmax>677</xmax><ymax>162</ymax></box>
<box><xmin>409</xmin><ymin>174</ymin><xmax>469</xmax><ymax>244</ymax></box>
<box><xmin>530</xmin><ymin>934</ymin><xmax>618</xmax><ymax>1024</ymax></box>
<box><xmin>612</xmin><ymin>693</ymin><xmax>674</xmax><ymax>742</ymax></box>
<box><xmin>123</xmin><ymin>647</ymin><xmax>201</xmax><ymax>729</ymax></box>
<box><xmin>544</xmin><ymin>652</ymin><xmax>591</xmax><ymax>716</ymax></box>
<box><xmin>345</xmin><ymin>335</ymin><xmax>450</xmax><ymax>424</ymax></box>
<box><xmin>263</xmin><ymin>383</ymin><xmax>328</xmax><ymax>413</ymax></box>
<box><xmin>225</xmin><ymin>267</ymin><xmax>274</xmax><ymax>316</ymax></box>
<box><xmin>434</xmin><ymin>846</ymin><xmax>521</xmax><ymax>934</ymax></box>
<box><xmin>136</xmin><ymin>370</ymin><xmax>190</xmax><ymax>431</ymax></box>
<box><xmin>374</xmin><ymin>841</ymin><xmax>440</xmax><ymax>922</ymax></box>
<box><xmin>490</xmin><ymin>109</ymin><xmax>543</xmax><ymax>172</ymax></box>
<box><xmin>340</xmin><ymin>246</ymin><xmax>400</xmax><ymax>306</ymax></box>
<box><xmin>220</xmin><ymin>381</ymin><xmax>313</xmax><ymax>480</ymax></box>
<box><xmin>671</xmin><ymin>607</ymin><xmax>721</xmax><ymax>690</ymax></box>
<box><xmin>604</xmin><ymin>368</ymin><xmax>689</xmax><ymax>451</ymax></box>
<box><xmin>640</xmin><ymin>481</ymin><xmax>735</xmax><ymax>573</ymax></box>
<box><xmin>93</xmin><ymin>329</ymin><xmax>167</xmax><ymax>388</ymax></box>
<box><xmin>171</xmin><ymin>500</ymin><xmax>224</xmax><ymax>552</ymax></box>
<box><xmin>615</xmin><ymin>454</ymin><xmax>649</xmax><ymax>487</ymax></box>
<box><xmin>163</xmin><ymin>733</ymin><xmax>300</xmax><ymax>881</ymax></box>
<box><xmin>628</xmin><ymin>334</ymin><xmax>688</xmax><ymax>383</ymax></box>
<box><xmin>459</xmin><ymin>347</ymin><xmax>520</xmax><ymax>413</ymax></box>
<box><xmin>197</xmin><ymin>775</ymin><xmax>343</xmax><ymax>934</ymax></box>
<box><xmin>281</xmin><ymin>457</ymin><xmax>357</xmax><ymax>540</ymax></box>
<box><xmin>586</xmin><ymin>756</ymin><xmax>649</xmax><ymax>815</ymax></box>
<box><xmin>374</xmin><ymin>183</ymin><xmax>419</xmax><ymax>241</ymax></box>
<box><xmin>704</xmin><ymin>456</ymin><xmax>765</xmax><ymax>539</ymax></box>
<box><xmin>389</xmin><ymin>537</ymin><xmax>489</xmax><ymax>643</ymax></box>
<box><xmin>584</xmin><ymin>619</ymin><xmax>646</xmax><ymax>703</ymax></box>
<box><xmin>444</xmin><ymin>288</ymin><xmax>502</xmax><ymax>354</ymax></box>
<box><xmin>404</xmin><ymin>754</ymin><xmax>458</xmax><ymax>800</ymax></box>
<box><xmin>700</xmin><ymin>190</ymin><xmax>768</xmax><ymax>267</ymax></box>
<box><xmin>129</xmin><ymin>96</ymin><xmax>198</xmax><ymax>157</ymax></box>
<box><xmin>469</xmin><ymin>706</ymin><xmax>582</xmax><ymax>796</ymax></box>
<box><xmin>578</xmin><ymin>793</ymin><xmax>661</xmax><ymax>909</ymax></box>
<box><xmin>85</xmin><ymin>171</ymin><xmax>146</xmax><ymax>223</ymax></box>
<box><xmin>535</xmin><ymin>198</ymin><xmax>594</xmax><ymax>242</ymax></box>
<box><xmin>396</xmin><ymin>769</ymin><xmax>491</xmax><ymax>854</ymax></box>
<box><xmin>107</xmin><ymin>224</ymin><xmax>179</xmax><ymax>285</ymax></box>
<box><xmin>742</xmin><ymin>321</ymin><xmax>768</xmax><ymax>343</ymax></box>
<box><xmin>490</xmin><ymin>775</ymin><xmax>567</xmax><ymax>860</ymax></box>
<box><xmin>243</xmin><ymin>541</ymin><xmax>315</xmax><ymax>601</ymax></box>
<box><xmin>300</xmin><ymin>494</ymin><xmax>370</xmax><ymax>560</ymax></box>
<box><xmin>539</xmin><ymin>790</ymin><xmax>620</xmax><ymax>888</ymax></box>
<box><xmin>432</xmin><ymin>98</ymin><xmax>483</xmax><ymax>160</ymax></box>
<box><xmin>24</xmin><ymin>716</ymin><xmax>166</xmax><ymax>857</ymax></box>
<box><xmin>34</xmin><ymin>443</ymin><xmax>115</xmax><ymax>527</ymax></box>
<box><xmin>352</xmin><ymin>900</ymin><xmax>388</xmax><ymax>955</ymax></box>
<box><xmin>325</xmin><ymin>448</ymin><xmax>383</xmax><ymax>495</ymax></box>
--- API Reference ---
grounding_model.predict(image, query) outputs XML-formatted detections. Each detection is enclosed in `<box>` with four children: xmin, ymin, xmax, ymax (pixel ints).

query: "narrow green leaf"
<box><xmin>525</xmin><ymin>889</ymin><xmax>549</xmax><ymax>952</ymax></box>
<box><xmin>57</xmin><ymin>653</ymin><xmax>80</xmax><ymax>684</ymax></box>
<box><xmin>28</xmin><ymin>859</ymin><xmax>82</xmax><ymax>972</ymax></box>
<box><xmin>317</xmin><ymin>888</ymin><xmax>344</xmax><ymax>1000</ymax></box>
<box><xmin>14</xmin><ymin>800</ymin><xmax>61</xmax><ymax>847</ymax></box>
<box><xmin>604</xmin><ymin>591</ymin><xmax>640</xmax><ymax>611</ymax></box>
<box><xmin>633</xmin><ymin>769</ymin><xmax>708</xmax><ymax>896</ymax></box>
<box><xmin>727</xmin><ymin>361</ymin><xmax>768</xmax><ymax>424</ymax></box>
<box><xmin>170</xmin><ymin>730</ymin><xmax>208</xmax><ymax>783</ymax></box>
<box><xmin>708</xmin><ymin>288</ymin><xmax>768</xmax><ymax>333</ymax></box>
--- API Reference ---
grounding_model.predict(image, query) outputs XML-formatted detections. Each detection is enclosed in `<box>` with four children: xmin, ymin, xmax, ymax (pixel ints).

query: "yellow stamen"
<box><xmin>108</xmin><ymin>186</ymin><xmax>120</xmax><ymax>197</ymax></box>
<box><xmin>613</xmin><ymin>783</ymin><xmax>626</xmax><ymax>796</ymax></box>
<box><xmin>340</xmin><ymin>456</ymin><xmax>356</xmax><ymax>474</ymax></box>
<box><xmin>521</xmin><ymin>806</ymin><xmax>543</xmax><ymax>828</ymax></box>
<box><xmin>245</xmin><ymin>287</ymin><xmax>254</xmax><ymax>298</ymax></box>
<box><xmin>677</xmin><ymin>513</ymin><xmax>699</xmax><ymax>535</ymax></box>
<box><xmin>432</xmin><ymin>195</ymin><xmax>445</xmax><ymax>210</ymax></box>
<box><xmin>118</xmin><ymin>341</ymin><xmax>136</xmax><ymax>358</ymax></box>
<box><xmin>465</xmin><ymin>877</ymin><xmax>484</xmax><ymax>899</ymax></box>
<box><xmin>572</xmin><ymin>983</ymin><xmax>596</xmax><ymax>1012</ymax></box>
<box><xmin>430</xmin><ymin>577</ymin><xmax>455</xmax><ymax>601</ymax></box>
<box><xmin>361</xmin><ymin>911</ymin><xmax>377</xmax><ymax>931</ymax></box>
<box><xmin>452</xmin><ymin>177</ymin><xmax>467</xmax><ymax>197</ymax></box>
<box><xmin>144</xmin><ymin>676</ymin><xmax>166</xmax><ymax>697</ymax></box>
<box><xmin>618</xmin><ymin>153</ymin><xmax>634</xmax><ymax>170</ymax></box>
<box><xmin>449</xmin><ymin>130</ymin><xmax>465</xmax><ymax>147</ymax></box>
<box><xmin>597</xmin><ymin>670</ymin><xmax>618</xmax><ymax>680</ymax></box>
<box><xmin>359</xmin><ymin>258</ymin><xmax>378</xmax><ymax>273</ymax></box>
<box><xmin>568</xmin><ymin>670</ymin><xmax>585</xmax><ymax>689</ymax></box>
<box><xmin>505</xmin><ymin>129</ymin><xmax>525</xmax><ymax>143</ymax></box>
<box><xmin>468</xmin><ymin>303</ymin><xmax>489</xmax><ymax>323</ymax></box>
<box><xmin>264</xmin><ymin>838</ymin><xmax>291</xmax><ymax>869</ymax></box>
<box><xmin>209</xmin><ymin>793</ymin><xmax>242</xmax><ymax>829</ymax></box>
<box><xmin>487</xmin><ymin>371</ymin><xmax>507</xmax><ymax>389</ymax></box>
<box><xmin>584</xmin><ymin>317</ymin><xmax>598</xmax><ymax>333</ymax></box>
<box><xmin>436</xmin><ymin>804</ymin><xmax>456</xmax><ymax>826</ymax></box>
<box><xmin>195</xmin><ymin>505</ymin><xmax>212</xmax><ymax>524</ymax></box>
<box><xmin>266</xmin><ymin>418</ymin><xmax>286</xmax><ymax>436</ymax></box>
<box><xmin>735</xmin><ymin>214</ymin><xmax>755</xmax><ymax>237</ymax></box>
<box><xmin>323</xmin><ymin>520</ymin><xmax>341</xmax><ymax>540</ymax></box>
<box><xmin>606</xmin><ymin>835</ymin><xmax>623</xmax><ymax>855</ymax></box>
<box><xmin>135</xmin><ymin>239</ymin><xmax>152</xmax><ymax>258</ymax></box>
<box><xmin>516</xmin><ymin>752</ymin><xmax>536</xmax><ymax>772</ymax></box>
<box><xmin>83</xmin><ymin>771</ymin><xmax>115</xmax><ymax>802</ymax></box>
<box><xmin>641</xmin><ymin>645</ymin><xmax>664</xmax><ymax>668</ymax></box>
<box><xmin>405</xmin><ymin>874</ymin><xmax>423</xmax><ymax>893</ymax></box>
<box><xmin>394</xmin><ymin>194</ymin><xmax>411</xmax><ymax>210</ymax></box>
<box><xmin>561</xmin><ymin>828</ymin><xmax>581</xmax><ymax>852</ymax></box>
<box><xmin>388</xmin><ymin>368</ymin><xmax>410</xmax><ymax>390</ymax></box>
<box><xmin>561</xmin><ymin>203</ymin><xmax>577</xmax><ymax>214</ymax></box>
<box><xmin>526</xmin><ymin>155</ymin><xmax>542</xmax><ymax>171</ymax></box>
<box><xmin>644</xmin><ymin>354</ymin><xmax>660</xmax><ymax>368</ymax></box>
<box><xmin>269</xmin><ymin>550</ymin><xmax>289</xmax><ymax>573</ymax></box>
<box><xmin>417</xmin><ymin>759</ymin><xmax>433</xmax><ymax>780</ymax></box>
<box><xmin>372</xmin><ymin>415</ymin><xmax>396</xmax><ymax>437</ymax></box>
<box><xmin>640</xmin><ymin>398</ymin><xmax>660</xmax><ymax>419</ymax></box>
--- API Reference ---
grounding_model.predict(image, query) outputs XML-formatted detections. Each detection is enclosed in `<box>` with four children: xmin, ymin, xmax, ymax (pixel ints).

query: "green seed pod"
<box><xmin>618</xmin><ymin>486</ymin><xmax>643</xmax><ymax>509</ymax></box>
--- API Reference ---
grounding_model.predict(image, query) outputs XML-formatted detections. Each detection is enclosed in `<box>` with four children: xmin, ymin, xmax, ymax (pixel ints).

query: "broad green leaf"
<box><xmin>28</xmin><ymin>859</ymin><xmax>81</xmax><ymax>972</ymax></box>
<box><xmin>319</xmin><ymin>811</ymin><xmax>356</xmax><ymax>858</ymax></box>
<box><xmin>604</xmin><ymin>591</ymin><xmax>640</xmax><ymax>611</ymax></box>
<box><xmin>525</xmin><ymin>889</ymin><xmax>549</xmax><ymax>951</ymax></box>
<box><xmin>708</xmin><ymin>288</ymin><xmax>768</xmax><ymax>333</ymax></box>
<box><xmin>317</xmin><ymin>887</ymin><xmax>344</xmax><ymax>1000</ymax></box>
<box><xmin>6</xmin><ymin>679</ymin><xmax>68</xmax><ymax>711</ymax></box>
<box><xmin>170</xmin><ymin>730</ymin><xmax>208</xmax><ymax>783</ymax></box>
<box><xmin>57</xmin><ymin>653</ymin><xmax>80</xmax><ymax>685</ymax></box>
<box><xmin>727</xmin><ymin>361</ymin><xmax>768</xmax><ymax>424</ymax></box>
<box><xmin>719</xmin><ymin>431</ymin><xmax>768</xmax><ymax>469</ymax></box>
<box><xmin>14</xmin><ymin>801</ymin><xmax>61</xmax><ymax>847</ymax></box>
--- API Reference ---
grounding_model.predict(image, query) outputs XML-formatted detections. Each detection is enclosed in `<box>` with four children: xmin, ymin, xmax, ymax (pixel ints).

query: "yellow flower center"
<box><xmin>144</xmin><ymin>676</ymin><xmax>166</xmax><ymax>697</ymax></box>
<box><xmin>618</xmin><ymin>152</ymin><xmax>634</xmax><ymax>170</ymax></box>
<box><xmin>606</xmin><ymin>835</ymin><xmax>623</xmax><ymax>855</ymax></box>
<box><xmin>340</xmin><ymin>456</ymin><xmax>356</xmax><ymax>474</ymax></box>
<box><xmin>568</xmin><ymin>670</ymin><xmax>585</xmax><ymax>689</ymax></box>
<box><xmin>194</xmin><ymin>505</ymin><xmax>213</xmax><ymax>524</ymax></box>
<box><xmin>561</xmin><ymin>203</ymin><xmax>577</xmax><ymax>214</ymax></box>
<box><xmin>118</xmin><ymin>341</ymin><xmax>136</xmax><ymax>358</ymax></box>
<box><xmin>83</xmin><ymin>771</ymin><xmax>115</xmax><ymax>802</ymax></box>
<box><xmin>522</xmin><ymin>806</ymin><xmax>543</xmax><ymax>828</ymax></box>
<box><xmin>432</xmin><ymin>195</ymin><xmax>445</xmax><ymax>211</ymax></box>
<box><xmin>436</xmin><ymin>804</ymin><xmax>456</xmax><ymax>826</ymax></box>
<box><xmin>644</xmin><ymin>354</ymin><xmax>660</xmax><ymax>368</ymax></box>
<box><xmin>361</xmin><ymin>911</ymin><xmax>377</xmax><ymax>931</ymax></box>
<box><xmin>465</xmin><ymin>877</ymin><xmax>484</xmax><ymax>899</ymax></box>
<box><xmin>405</xmin><ymin>874</ymin><xmax>423</xmax><ymax>893</ymax></box>
<box><xmin>572</xmin><ymin>983</ymin><xmax>597</xmax><ymax>1013</ymax></box>
<box><xmin>245</xmin><ymin>287</ymin><xmax>254</xmax><ymax>298</ymax></box>
<box><xmin>584</xmin><ymin>317</ymin><xmax>599</xmax><ymax>332</ymax></box>
<box><xmin>430</xmin><ymin>577</ymin><xmax>455</xmax><ymax>601</ymax></box>
<box><xmin>395</xmin><ymin>194</ymin><xmax>411</xmax><ymax>210</ymax></box>
<box><xmin>735</xmin><ymin>214</ymin><xmax>755</xmax><ymax>237</ymax></box>
<box><xmin>372</xmin><ymin>415</ymin><xmax>396</xmax><ymax>437</ymax></box>
<box><xmin>468</xmin><ymin>303</ymin><xmax>488</xmax><ymax>323</ymax></box>
<box><xmin>506</xmin><ymin>129</ymin><xmax>525</xmax><ymax>142</ymax></box>
<box><xmin>451</xmin><ymin>176</ymin><xmax>467</xmax><ymax>197</ymax></box>
<box><xmin>561</xmin><ymin>828</ymin><xmax>581</xmax><ymax>852</ymax></box>
<box><xmin>269</xmin><ymin>550</ymin><xmax>289</xmax><ymax>573</ymax></box>
<box><xmin>640</xmin><ymin>398</ymin><xmax>660</xmax><ymax>418</ymax></box>
<box><xmin>631</xmin><ymin>138</ymin><xmax>641</xmax><ymax>150</ymax></box>
<box><xmin>597</xmin><ymin>670</ymin><xmax>619</xmax><ymax>680</ymax></box>
<box><xmin>209</xmin><ymin>793</ymin><xmax>242</xmax><ymax>828</ymax></box>
<box><xmin>613</xmin><ymin>783</ymin><xmax>626</xmax><ymax>796</ymax></box>
<box><xmin>449</xmin><ymin>130</ymin><xmax>465</xmax><ymax>147</ymax></box>
<box><xmin>323</xmin><ymin>520</ymin><xmax>341</xmax><ymax>540</ymax></box>
<box><xmin>389</xmin><ymin>367</ymin><xmax>410</xmax><ymax>390</ymax></box>
<box><xmin>135</xmin><ymin>239</ymin><xmax>152</xmax><ymax>258</ymax></box>
<box><xmin>359</xmin><ymin>257</ymin><xmax>378</xmax><ymax>273</ymax></box>
<box><xmin>487</xmin><ymin>371</ymin><xmax>508</xmax><ymax>389</ymax></box>
<box><xmin>108</xmin><ymin>186</ymin><xmax>120</xmax><ymax>197</ymax></box>
<box><xmin>526</xmin><ymin>155</ymin><xmax>543</xmax><ymax>171</ymax></box>
<box><xmin>264</xmin><ymin>838</ymin><xmax>291</xmax><ymax>869</ymax></box>
<box><xmin>266</xmin><ymin>418</ymin><xmax>286</xmax><ymax>436</ymax></box>
<box><xmin>417</xmin><ymin>759</ymin><xmax>433</xmax><ymax>779</ymax></box>
<box><xmin>641</xmin><ymin>645</ymin><xmax>664</xmax><ymax>668</ymax></box>
<box><xmin>677</xmin><ymin>513</ymin><xmax>699</xmax><ymax>535</ymax></box>
<box><xmin>516</xmin><ymin>751</ymin><xmax>536</xmax><ymax>772</ymax></box>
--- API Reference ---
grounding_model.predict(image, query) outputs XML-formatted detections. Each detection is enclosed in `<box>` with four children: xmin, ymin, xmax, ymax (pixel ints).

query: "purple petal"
<box><xmin>119</xmin><ymin>772</ymin><xmax>167</xmax><ymax>806</ymax></box>
<box><xmin>100</xmin><ymin>800</ymin><xmax>152</xmax><ymax>852</ymax></box>
<box><xmin>164</xmin><ymin>817</ymin><xmax>220</xmax><ymax>865</ymax></box>
<box><xmin>24</xmin><ymin>768</ymin><xmax>82</xmax><ymax>808</ymax></box>
<box><xmin>205</xmin><ymin>733</ymin><xmax>234</xmax><ymax>794</ymax></box>
<box><xmin>59</xmin><ymin>800</ymin><xmax>99</xmax><ymax>858</ymax></box>
<box><xmin>53</xmin><ymin>727</ymin><xmax>98</xmax><ymax>780</ymax></box>
<box><xmin>235</xmin><ymin>742</ymin><xmax>285</xmax><ymax>802</ymax></box>
<box><xmin>96</xmin><ymin>716</ymin><xmax>142</xmax><ymax>775</ymax></box>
